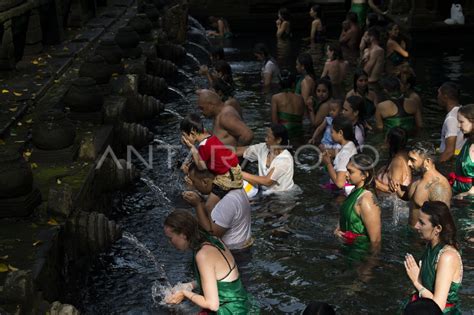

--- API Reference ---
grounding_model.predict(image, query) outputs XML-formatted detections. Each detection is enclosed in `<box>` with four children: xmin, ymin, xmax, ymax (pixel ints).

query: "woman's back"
<box><xmin>196</xmin><ymin>241</ymin><xmax>239</xmax><ymax>283</ymax></box>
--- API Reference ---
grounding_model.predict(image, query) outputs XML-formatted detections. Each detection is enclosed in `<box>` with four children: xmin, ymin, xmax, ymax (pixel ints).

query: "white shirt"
<box><xmin>243</xmin><ymin>143</ymin><xmax>294</xmax><ymax>193</ymax></box>
<box><xmin>211</xmin><ymin>189</ymin><xmax>251</xmax><ymax>250</ymax></box>
<box><xmin>334</xmin><ymin>141</ymin><xmax>358</xmax><ymax>172</ymax></box>
<box><xmin>262</xmin><ymin>59</ymin><xmax>281</xmax><ymax>84</ymax></box>
<box><xmin>354</xmin><ymin>124</ymin><xmax>365</xmax><ymax>146</ymax></box>
<box><xmin>440</xmin><ymin>106</ymin><xmax>465</xmax><ymax>153</ymax></box>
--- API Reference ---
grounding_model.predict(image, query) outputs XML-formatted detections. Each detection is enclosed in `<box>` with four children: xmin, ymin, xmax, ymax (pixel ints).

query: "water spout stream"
<box><xmin>167</xmin><ymin>87</ymin><xmax>189</xmax><ymax>104</ymax></box>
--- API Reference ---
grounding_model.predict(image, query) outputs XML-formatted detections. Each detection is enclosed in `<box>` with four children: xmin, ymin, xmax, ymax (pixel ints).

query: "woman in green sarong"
<box><xmin>404</xmin><ymin>201</ymin><xmax>463</xmax><ymax>314</ymax></box>
<box><xmin>164</xmin><ymin>210</ymin><xmax>258</xmax><ymax>314</ymax></box>
<box><xmin>271</xmin><ymin>70</ymin><xmax>305</xmax><ymax>138</ymax></box>
<box><xmin>334</xmin><ymin>154</ymin><xmax>381</xmax><ymax>252</ymax></box>
<box><xmin>451</xmin><ymin>104</ymin><xmax>474</xmax><ymax>197</ymax></box>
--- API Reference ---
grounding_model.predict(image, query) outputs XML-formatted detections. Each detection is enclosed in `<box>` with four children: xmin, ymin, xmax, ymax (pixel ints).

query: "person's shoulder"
<box><xmin>195</xmin><ymin>244</ymin><xmax>218</xmax><ymax>261</ymax></box>
<box><xmin>438</xmin><ymin>246</ymin><xmax>461</xmax><ymax>265</ymax></box>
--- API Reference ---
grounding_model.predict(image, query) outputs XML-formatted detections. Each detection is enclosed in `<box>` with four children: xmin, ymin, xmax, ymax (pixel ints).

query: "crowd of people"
<box><xmin>162</xmin><ymin>1</ymin><xmax>471</xmax><ymax>314</ymax></box>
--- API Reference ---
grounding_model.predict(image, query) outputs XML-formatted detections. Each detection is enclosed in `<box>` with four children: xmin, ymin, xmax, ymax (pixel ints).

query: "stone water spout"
<box><xmin>146</xmin><ymin>57</ymin><xmax>178</xmax><ymax>78</ymax></box>
<box><xmin>66</xmin><ymin>211</ymin><xmax>122</xmax><ymax>254</ymax></box>
<box><xmin>117</xmin><ymin>122</ymin><xmax>154</xmax><ymax>148</ymax></box>
<box><xmin>63</xmin><ymin>77</ymin><xmax>104</xmax><ymax>113</ymax></box>
<box><xmin>115</xmin><ymin>26</ymin><xmax>142</xmax><ymax>59</ymax></box>
<box><xmin>96</xmin><ymin>158</ymin><xmax>139</xmax><ymax>191</ymax></box>
<box><xmin>0</xmin><ymin>147</ymin><xmax>42</xmax><ymax>217</ymax></box>
<box><xmin>156</xmin><ymin>43</ymin><xmax>186</xmax><ymax>65</ymax></box>
<box><xmin>138</xmin><ymin>74</ymin><xmax>168</xmax><ymax>98</ymax></box>
<box><xmin>32</xmin><ymin>110</ymin><xmax>76</xmax><ymax>151</ymax></box>
<box><xmin>127</xmin><ymin>94</ymin><xmax>164</xmax><ymax>121</ymax></box>
<box><xmin>128</xmin><ymin>13</ymin><xmax>153</xmax><ymax>41</ymax></box>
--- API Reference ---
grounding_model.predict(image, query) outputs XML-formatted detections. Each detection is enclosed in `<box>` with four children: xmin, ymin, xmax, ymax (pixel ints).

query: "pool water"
<box><xmin>67</xmin><ymin>33</ymin><xmax>474</xmax><ymax>314</ymax></box>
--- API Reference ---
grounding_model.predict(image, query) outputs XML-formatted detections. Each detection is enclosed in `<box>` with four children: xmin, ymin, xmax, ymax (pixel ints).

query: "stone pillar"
<box><xmin>0</xmin><ymin>19</ymin><xmax>15</xmax><ymax>70</ymax></box>
<box><xmin>23</xmin><ymin>9</ymin><xmax>43</xmax><ymax>56</ymax></box>
<box><xmin>162</xmin><ymin>3</ymin><xmax>189</xmax><ymax>44</ymax></box>
<box><xmin>67</xmin><ymin>0</ymin><xmax>97</xmax><ymax>27</ymax></box>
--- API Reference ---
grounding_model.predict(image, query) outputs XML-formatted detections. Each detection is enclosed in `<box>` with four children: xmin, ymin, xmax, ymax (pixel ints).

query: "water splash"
<box><xmin>140</xmin><ymin>177</ymin><xmax>172</xmax><ymax>203</ymax></box>
<box><xmin>188</xmin><ymin>16</ymin><xmax>206</xmax><ymax>33</ymax></box>
<box><xmin>185</xmin><ymin>53</ymin><xmax>201</xmax><ymax>68</ymax></box>
<box><xmin>167</xmin><ymin>87</ymin><xmax>189</xmax><ymax>103</ymax></box>
<box><xmin>164</xmin><ymin>108</ymin><xmax>184</xmax><ymax>120</ymax></box>
<box><xmin>186</xmin><ymin>41</ymin><xmax>210</xmax><ymax>57</ymax></box>
<box><xmin>178</xmin><ymin>69</ymin><xmax>195</xmax><ymax>83</ymax></box>
<box><xmin>122</xmin><ymin>231</ymin><xmax>171</xmax><ymax>287</ymax></box>
<box><xmin>153</xmin><ymin>138</ymin><xmax>170</xmax><ymax>146</ymax></box>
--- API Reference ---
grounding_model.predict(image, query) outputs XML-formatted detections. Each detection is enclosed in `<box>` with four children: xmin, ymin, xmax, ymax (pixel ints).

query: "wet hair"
<box><xmin>310</xmin><ymin>5</ymin><xmax>321</xmax><ymax>18</ymax></box>
<box><xmin>278</xmin><ymin>7</ymin><xmax>291</xmax><ymax>21</ymax></box>
<box><xmin>214</xmin><ymin>60</ymin><xmax>233</xmax><ymax>85</ymax></box>
<box><xmin>403</xmin><ymin>298</ymin><xmax>442</xmax><ymax>315</ymax></box>
<box><xmin>409</xmin><ymin>141</ymin><xmax>436</xmax><ymax>161</ymax></box>
<box><xmin>387</xmin><ymin>127</ymin><xmax>407</xmax><ymax>159</ymax></box>
<box><xmin>210</xmin><ymin>46</ymin><xmax>225</xmax><ymax>61</ymax></box>
<box><xmin>353</xmin><ymin>68</ymin><xmax>369</xmax><ymax>93</ymax></box>
<box><xmin>345</xmin><ymin>95</ymin><xmax>365</xmax><ymax>123</ymax></box>
<box><xmin>420</xmin><ymin>201</ymin><xmax>458</xmax><ymax>250</ymax></box>
<box><xmin>213</xmin><ymin>78</ymin><xmax>235</xmax><ymax>100</ymax></box>
<box><xmin>270</xmin><ymin>123</ymin><xmax>290</xmax><ymax>149</ymax></box>
<box><xmin>208</xmin><ymin>16</ymin><xmax>219</xmax><ymax>24</ymax></box>
<box><xmin>279</xmin><ymin>69</ymin><xmax>296</xmax><ymax>90</ymax></box>
<box><xmin>458</xmin><ymin>104</ymin><xmax>474</xmax><ymax>140</ymax></box>
<box><xmin>303</xmin><ymin>301</ymin><xmax>336</xmax><ymax>315</ymax></box>
<box><xmin>367</xmin><ymin>27</ymin><xmax>380</xmax><ymax>42</ymax></box>
<box><xmin>380</xmin><ymin>76</ymin><xmax>402</xmax><ymax>99</ymax></box>
<box><xmin>254</xmin><ymin>43</ymin><xmax>270</xmax><ymax>59</ymax></box>
<box><xmin>350</xmin><ymin>154</ymin><xmax>376</xmax><ymax>192</ymax></box>
<box><xmin>180</xmin><ymin>113</ymin><xmax>204</xmax><ymax>134</ymax></box>
<box><xmin>332</xmin><ymin>116</ymin><xmax>359</xmax><ymax>148</ymax></box>
<box><xmin>439</xmin><ymin>81</ymin><xmax>460</xmax><ymax>101</ymax></box>
<box><xmin>164</xmin><ymin>209</ymin><xmax>207</xmax><ymax>250</ymax></box>
<box><xmin>297</xmin><ymin>53</ymin><xmax>316</xmax><ymax>80</ymax></box>
<box><xmin>396</xmin><ymin>64</ymin><xmax>417</xmax><ymax>89</ymax></box>
<box><xmin>188</xmin><ymin>162</ymin><xmax>214</xmax><ymax>180</ymax></box>
<box><xmin>366</xmin><ymin>12</ymin><xmax>378</xmax><ymax>29</ymax></box>
<box><xmin>387</xmin><ymin>22</ymin><xmax>402</xmax><ymax>42</ymax></box>
<box><xmin>346</xmin><ymin>11</ymin><xmax>358</xmax><ymax>25</ymax></box>
<box><xmin>327</xmin><ymin>42</ymin><xmax>343</xmax><ymax>61</ymax></box>
<box><xmin>316</xmin><ymin>77</ymin><xmax>333</xmax><ymax>100</ymax></box>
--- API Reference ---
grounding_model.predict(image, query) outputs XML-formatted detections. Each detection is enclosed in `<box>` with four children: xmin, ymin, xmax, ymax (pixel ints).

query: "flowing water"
<box><xmin>185</xmin><ymin>52</ymin><xmax>201</xmax><ymax>68</ymax></box>
<box><xmin>69</xmin><ymin>33</ymin><xmax>474</xmax><ymax>314</ymax></box>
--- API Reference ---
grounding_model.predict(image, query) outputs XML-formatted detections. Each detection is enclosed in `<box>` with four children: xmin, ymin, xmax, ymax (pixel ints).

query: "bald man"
<box><xmin>197</xmin><ymin>89</ymin><xmax>253</xmax><ymax>147</ymax></box>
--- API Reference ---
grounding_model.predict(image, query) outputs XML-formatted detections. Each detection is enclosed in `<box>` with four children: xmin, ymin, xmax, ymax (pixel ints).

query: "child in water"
<box><xmin>180</xmin><ymin>113</ymin><xmax>243</xmax><ymax>212</ymax></box>
<box><xmin>309</xmin><ymin>99</ymin><xmax>342</xmax><ymax>152</ymax></box>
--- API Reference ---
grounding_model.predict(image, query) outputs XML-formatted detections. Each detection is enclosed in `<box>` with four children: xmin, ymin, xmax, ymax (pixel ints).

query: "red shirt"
<box><xmin>198</xmin><ymin>136</ymin><xmax>239</xmax><ymax>175</ymax></box>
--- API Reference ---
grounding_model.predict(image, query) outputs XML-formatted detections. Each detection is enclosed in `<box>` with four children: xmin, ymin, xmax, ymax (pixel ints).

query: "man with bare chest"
<box><xmin>390</xmin><ymin>142</ymin><xmax>452</xmax><ymax>226</ymax></box>
<box><xmin>197</xmin><ymin>89</ymin><xmax>253</xmax><ymax>147</ymax></box>
<box><xmin>362</xmin><ymin>27</ymin><xmax>384</xmax><ymax>85</ymax></box>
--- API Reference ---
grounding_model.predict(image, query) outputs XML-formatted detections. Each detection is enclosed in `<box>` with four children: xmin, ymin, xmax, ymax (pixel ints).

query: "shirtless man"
<box><xmin>390</xmin><ymin>142</ymin><xmax>452</xmax><ymax>226</ymax></box>
<box><xmin>362</xmin><ymin>27</ymin><xmax>384</xmax><ymax>85</ymax></box>
<box><xmin>197</xmin><ymin>89</ymin><xmax>253</xmax><ymax>147</ymax></box>
<box><xmin>339</xmin><ymin>12</ymin><xmax>361</xmax><ymax>50</ymax></box>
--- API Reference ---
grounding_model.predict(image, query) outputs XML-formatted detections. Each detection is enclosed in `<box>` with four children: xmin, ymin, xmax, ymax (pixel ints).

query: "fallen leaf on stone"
<box><xmin>0</xmin><ymin>139</ymin><xmax>5</xmax><ymax>145</ymax></box>
<box><xmin>24</xmin><ymin>151</ymin><xmax>32</xmax><ymax>157</ymax></box>
<box><xmin>33</xmin><ymin>240</ymin><xmax>43</xmax><ymax>247</ymax></box>
<box><xmin>17</xmin><ymin>122</ymin><xmax>22</xmax><ymax>126</ymax></box>
<box><xmin>56</xmin><ymin>178</ymin><xmax>62</xmax><ymax>184</ymax></box>
<box><xmin>30</xmin><ymin>163</ymin><xmax>38</xmax><ymax>169</ymax></box>
<box><xmin>15</xmin><ymin>140</ymin><xmax>25</xmax><ymax>143</ymax></box>
<box><xmin>47</xmin><ymin>218</ymin><xmax>59</xmax><ymax>226</ymax></box>
<box><xmin>0</xmin><ymin>255</ymin><xmax>8</xmax><ymax>260</ymax></box>
<box><xmin>112</xmin><ymin>73</ymin><xmax>119</xmax><ymax>77</ymax></box>
<box><xmin>13</xmin><ymin>91</ymin><xmax>22</xmax><ymax>97</ymax></box>
<box><xmin>8</xmin><ymin>265</ymin><xmax>19</xmax><ymax>271</ymax></box>
<box><xmin>1</xmin><ymin>89</ymin><xmax>9</xmax><ymax>94</ymax></box>
<box><xmin>8</xmin><ymin>107</ymin><xmax>18</xmax><ymax>112</ymax></box>
<box><xmin>0</xmin><ymin>263</ymin><xmax>8</xmax><ymax>272</ymax></box>
<box><xmin>32</xmin><ymin>60</ymin><xmax>39</xmax><ymax>65</ymax></box>
<box><xmin>63</xmin><ymin>46</ymin><xmax>69</xmax><ymax>51</ymax></box>
<box><xmin>54</xmin><ymin>80</ymin><xmax>59</xmax><ymax>83</ymax></box>
<box><xmin>26</xmin><ymin>119</ymin><xmax>33</xmax><ymax>124</ymax></box>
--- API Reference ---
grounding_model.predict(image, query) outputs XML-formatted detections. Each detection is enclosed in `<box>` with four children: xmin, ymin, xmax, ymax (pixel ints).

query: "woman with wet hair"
<box><xmin>345</xmin><ymin>69</ymin><xmax>378</xmax><ymax>120</ymax></box>
<box><xmin>386</xmin><ymin>23</ymin><xmax>409</xmax><ymax>75</ymax></box>
<box><xmin>321</xmin><ymin>43</ymin><xmax>349</xmax><ymax>99</ymax></box>
<box><xmin>342</xmin><ymin>95</ymin><xmax>366</xmax><ymax>146</ymax></box>
<box><xmin>404</xmin><ymin>201</ymin><xmax>463</xmax><ymax>314</ymax></box>
<box><xmin>375</xmin><ymin>127</ymin><xmax>411</xmax><ymax>193</ymax></box>
<box><xmin>295</xmin><ymin>53</ymin><xmax>316</xmax><ymax>108</ymax></box>
<box><xmin>310</xmin><ymin>77</ymin><xmax>333</xmax><ymax>127</ymax></box>
<box><xmin>254</xmin><ymin>43</ymin><xmax>281</xmax><ymax>92</ymax></box>
<box><xmin>271</xmin><ymin>70</ymin><xmax>305</xmax><ymax>137</ymax></box>
<box><xmin>276</xmin><ymin>7</ymin><xmax>291</xmax><ymax>38</ymax></box>
<box><xmin>334</xmin><ymin>153</ymin><xmax>381</xmax><ymax>251</ymax></box>
<box><xmin>308</xmin><ymin>4</ymin><xmax>325</xmax><ymax>43</ymax></box>
<box><xmin>451</xmin><ymin>104</ymin><xmax>474</xmax><ymax>198</ymax></box>
<box><xmin>164</xmin><ymin>210</ymin><xmax>258</xmax><ymax>313</ymax></box>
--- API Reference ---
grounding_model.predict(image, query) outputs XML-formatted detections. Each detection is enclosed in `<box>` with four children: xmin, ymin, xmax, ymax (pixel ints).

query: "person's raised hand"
<box><xmin>182</xmin><ymin>191</ymin><xmax>202</xmax><ymax>206</ymax></box>
<box><xmin>404</xmin><ymin>253</ymin><xmax>420</xmax><ymax>285</ymax></box>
